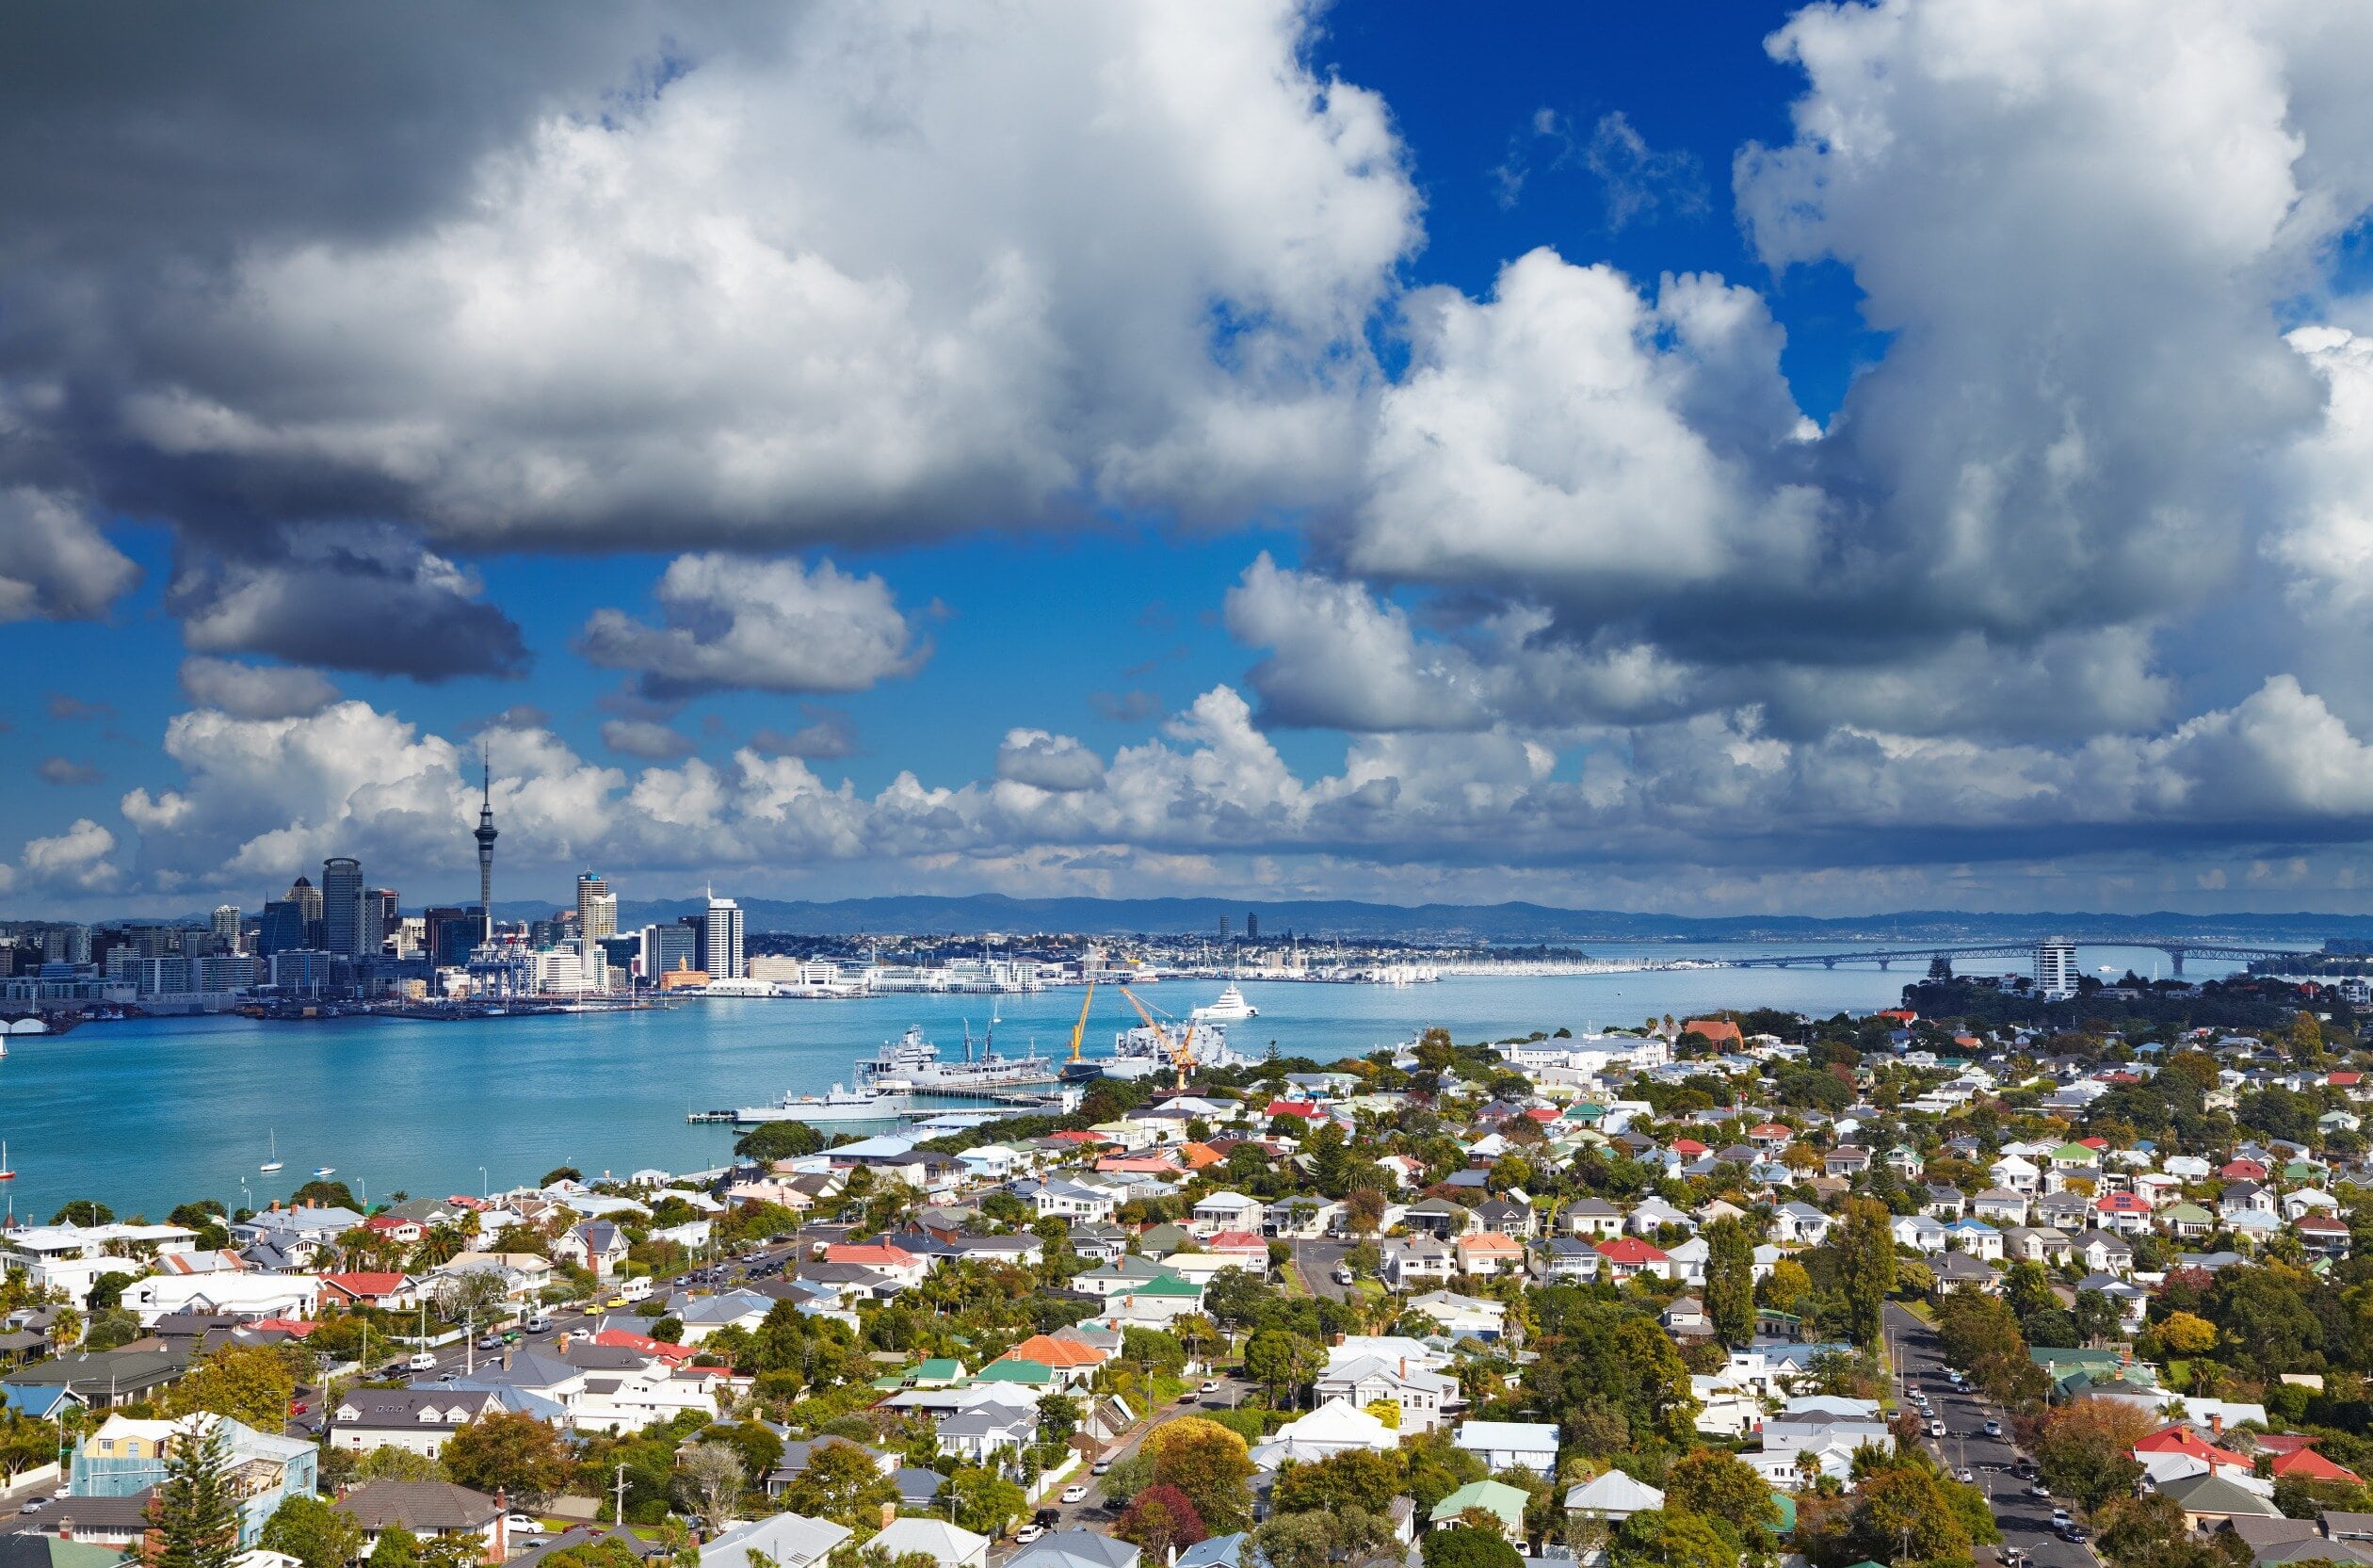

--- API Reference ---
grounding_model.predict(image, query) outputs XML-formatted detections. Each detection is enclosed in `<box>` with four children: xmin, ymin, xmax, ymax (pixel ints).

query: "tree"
<box><xmin>1421</xmin><ymin>1527</ymin><xmax>1523</xmax><ymax>1568</ymax></box>
<box><xmin>943</xmin><ymin>1466</ymin><xmax>1026</xmax><ymax>1536</ymax></box>
<box><xmin>1662</xmin><ymin>1450</ymin><xmax>1779</xmax><ymax>1541</ymax></box>
<box><xmin>672</xmin><ymin>1441</ymin><xmax>746</xmax><ymax>1533</ymax></box>
<box><xmin>779</xmin><ymin>1440</ymin><xmax>898</xmax><ymax>1531</ymax></box>
<box><xmin>433</xmin><ymin>1270</ymin><xmax>508</xmax><ymax>1331</ymax></box>
<box><xmin>144</xmin><ymin>1419</ymin><xmax>242</xmax><ymax>1568</ymax></box>
<box><xmin>1345</xmin><ymin>1188</ymin><xmax>1387</xmax><ymax>1237</ymax></box>
<box><xmin>367</xmin><ymin>1526</ymin><xmax>421</xmax><ymax>1568</ymax></box>
<box><xmin>1833</xmin><ymin>1198</ymin><xmax>1896</xmax><ymax>1349</ymax></box>
<box><xmin>1244</xmin><ymin>1330</ymin><xmax>1315</xmax><ymax>1404</ymax></box>
<box><xmin>2036</xmin><ymin>1398</ymin><xmax>2151</xmax><ymax>1511</ymax></box>
<box><xmin>261</xmin><ymin>1495</ymin><xmax>366</xmax><ymax>1568</ymax></box>
<box><xmin>1609</xmin><ymin>1510</ymin><xmax>1735</xmax><ymax>1568</ymax></box>
<box><xmin>441</xmin><ymin>1412</ymin><xmax>570</xmax><ymax>1504</ymax></box>
<box><xmin>352</xmin><ymin>1447</ymin><xmax>444</xmax><ymax>1483</ymax></box>
<box><xmin>170</xmin><ymin>1346</ymin><xmax>297</xmax><ymax>1432</ymax></box>
<box><xmin>541</xmin><ymin>1167</ymin><xmax>585</xmax><ymax>1187</ymax></box>
<box><xmin>1147</xmin><ymin>1415</ymin><xmax>1256</xmax><ymax>1534</ymax></box>
<box><xmin>1848</xmin><ymin>1464</ymin><xmax>1970</xmax><ymax>1563</ymax></box>
<box><xmin>52</xmin><ymin>1201</ymin><xmax>114</xmax><ymax>1226</ymax></box>
<box><xmin>1113</xmin><ymin>1483</ymin><xmax>1208</xmax><ymax>1560</ymax></box>
<box><xmin>1758</xmin><ymin>1259</ymin><xmax>1811</xmax><ymax>1314</ymax></box>
<box><xmin>1257</xmin><ymin>1508</ymin><xmax>1396</xmax><ymax>1568</ymax></box>
<box><xmin>1271</xmin><ymin>1448</ymin><xmax>1403</xmax><ymax>1516</ymax></box>
<box><xmin>1703</xmin><ymin>1219</ymin><xmax>1754</xmax><ymax>1347</ymax></box>
<box><xmin>0</xmin><ymin>1415</ymin><xmax>58</xmax><ymax>1485</ymax></box>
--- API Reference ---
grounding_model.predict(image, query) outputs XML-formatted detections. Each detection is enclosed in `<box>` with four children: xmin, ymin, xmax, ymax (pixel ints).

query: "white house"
<box><xmin>1454</xmin><ymin>1420</ymin><xmax>1559</xmax><ymax>1475</ymax></box>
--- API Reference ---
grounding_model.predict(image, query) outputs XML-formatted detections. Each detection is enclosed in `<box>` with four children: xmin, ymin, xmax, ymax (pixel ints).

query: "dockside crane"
<box><xmin>1065</xmin><ymin>978</ymin><xmax>1097</xmax><ymax>1066</ymax></box>
<box><xmin>1117</xmin><ymin>985</ymin><xmax>1197</xmax><ymax>1088</ymax></box>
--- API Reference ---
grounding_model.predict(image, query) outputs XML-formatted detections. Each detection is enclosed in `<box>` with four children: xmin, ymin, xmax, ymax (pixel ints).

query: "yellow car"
<box><xmin>605</xmin><ymin>1296</ymin><xmax>627</xmax><ymax>1310</ymax></box>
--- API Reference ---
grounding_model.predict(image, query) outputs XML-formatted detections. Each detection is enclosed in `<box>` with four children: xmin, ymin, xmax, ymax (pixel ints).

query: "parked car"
<box><xmin>506</xmin><ymin>1516</ymin><xmax>543</xmax><ymax>1534</ymax></box>
<box><xmin>2029</xmin><ymin>1484</ymin><xmax>2053</xmax><ymax>1499</ymax></box>
<box><xmin>1929</xmin><ymin>1421</ymin><xmax>1945</xmax><ymax>1438</ymax></box>
<box><xmin>1091</xmin><ymin>1461</ymin><xmax>1112</xmax><ymax>1477</ymax></box>
<box><xmin>1060</xmin><ymin>1486</ymin><xmax>1090</xmax><ymax>1505</ymax></box>
<box><xmin>1983</xmin><ymin>1420</ymin><xmax>2002</xmax><ymax>1436</ymax></box>
<box><xmin>2059</xmin><ymin>1527</ymin><xmax>2089</xmax><ymax>1544</ymax></box>
<box><xmin>1199</xmin><ymin>1381</ymin><xmax>1219</xmax><ymax>1395</ymax></box>
<box><xmin>2052</xmin><ymin>1509</ymin><xmax>2071</xmax><ymax>1525</ymax></box>
<box><xmin>20</xmin><ymin>1498</ymin><xmax>47</xmax><ymax>1514</ymax></box>
<box><xmin>1015</xmin><ymin>1526</ymin><xmax>1045</xmax><ymax>1544</ymax></box>
<box><xmin>1955</xmin><ymin>1468</ymin><xmax>1974</xmax><ymax>1483</ymax></box>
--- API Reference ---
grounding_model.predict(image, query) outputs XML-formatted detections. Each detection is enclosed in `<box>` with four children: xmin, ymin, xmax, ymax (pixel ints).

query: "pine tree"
<box><xmin>144</xmin><ymin>1419</ymin><xmax>242</xmax><ymax>1568</ymax></box>
<box><xmin>1703</xmin><ymin>1217</ymin><xmax>1755</xmax><ymax>1347</ymax></box>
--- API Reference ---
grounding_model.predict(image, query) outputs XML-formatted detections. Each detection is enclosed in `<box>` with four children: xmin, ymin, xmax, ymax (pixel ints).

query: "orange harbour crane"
<box><xmin>1117</xmin><ymin>984</ymin><xmax>1197</xmax><ymax>1087</ymax></box>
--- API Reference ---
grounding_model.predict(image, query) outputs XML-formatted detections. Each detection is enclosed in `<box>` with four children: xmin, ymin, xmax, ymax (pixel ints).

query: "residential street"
<box><xmin>1290</xmin><ymin>1237</ymin><xmax>1356</xmax><ymax>1301</ymax></box>
<box><xmin>1885</xmin><ymin>1302</ymin><xmax>2102</xmax><ymax>1568</ymax></box>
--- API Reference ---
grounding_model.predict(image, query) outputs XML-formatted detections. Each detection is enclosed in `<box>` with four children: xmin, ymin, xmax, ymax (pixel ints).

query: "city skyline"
<box><xmin>12</xmin><ymin>4</ymin><xmax>2373</xmax><ymax>918</ymax></box>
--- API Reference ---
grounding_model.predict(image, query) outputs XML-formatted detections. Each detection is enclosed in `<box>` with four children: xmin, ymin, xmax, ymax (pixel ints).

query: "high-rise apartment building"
<box><xmin>2034</xmin><ymin>938</ymin><xmax>2078</xmax><ymax>1000</ymax></box>
<box><xmin>1245</xmin><ymin>911</ymin><xmax>1259</xmax><ymax>940</ymax></box>
<box><xmin>704</xmin><ymin>895</ymin><xmax>745</xmax><ymax>981</ymax></box>
<box><xmin>321</xmin><ymin>858</ymin><xmax>365</xmax><ymax>958</ymax></box>
<box><xmin>40</xmin><ymin>925</ymin><xmax>91</xmax><ymax>965</ymax></box>
<box><xmin>211</xmin><ymin>905</ymin><xmax>242</xmax><ymax>951</ymax></box>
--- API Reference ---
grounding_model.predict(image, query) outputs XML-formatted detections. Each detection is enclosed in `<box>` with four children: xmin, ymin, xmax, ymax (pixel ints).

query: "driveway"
<box><xmin>1885</xmin><ymin>1303</ymin><xmax>2100</xmax><ymax>1568</ymax></box>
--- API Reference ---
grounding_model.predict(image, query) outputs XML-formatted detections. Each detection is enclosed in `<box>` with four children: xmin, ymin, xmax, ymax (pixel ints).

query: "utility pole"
<box><xmin>614</xmin><ymin>1463</ymin><xmax>629</xmax><ymax>1527</ymax></box>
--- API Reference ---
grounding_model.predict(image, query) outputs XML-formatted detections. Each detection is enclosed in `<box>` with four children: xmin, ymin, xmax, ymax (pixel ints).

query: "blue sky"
<box><xmin>8</xmin><ymin>0</ymin><xmax>2373</xmax><ymax>919</ymax></box>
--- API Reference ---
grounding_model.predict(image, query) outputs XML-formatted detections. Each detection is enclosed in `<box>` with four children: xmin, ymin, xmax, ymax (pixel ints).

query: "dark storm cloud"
<box><xmin>167</xmin><ymin>524</ymin><xmax>528</xmax><ymax>681</ymax></box>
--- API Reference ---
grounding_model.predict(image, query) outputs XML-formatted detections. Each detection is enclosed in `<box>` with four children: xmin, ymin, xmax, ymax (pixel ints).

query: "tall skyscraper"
<box><xmin>321</xmin><ymin>857</ymin><xmax>364</xmax><ymax>958</ymax></box>
<box><xmin>283</xmin><ymin>874</ymin><xmax>324</xmax><ymax>948</ymax></box>
<box><xmin>257</xmin><ymin>900</ymin><xmax>306</xmax><ymax>956</ymax></box>
<box><xmin>211</xmin><ymin>905</ymin><xmax>241</xmax><ymax>950</ymax></box>
<box><xmin>475</xmin><ymin>751</ymin><xmax>499</xmax><ymax>942</ymax></box>
<box><xmin>704</xmin><ymin>894</ymin><xmax>745</xmax><ymax>981</ymax></box>
<box><xmin>577</xmin><ymin>872</ymin><xmax>617</xmax><ymax>981</ymax></box>
<box><xmin>1245</xmin><ymin>911</ymin><xmax>1259</xmax><ymax>940</ymax></box>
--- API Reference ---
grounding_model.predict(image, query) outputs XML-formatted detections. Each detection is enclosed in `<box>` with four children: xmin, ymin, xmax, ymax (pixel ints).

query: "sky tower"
<box><xmin>475</xmin><ymin>749</ymin><xmax>498</xmax><ymax>941</ymax></box>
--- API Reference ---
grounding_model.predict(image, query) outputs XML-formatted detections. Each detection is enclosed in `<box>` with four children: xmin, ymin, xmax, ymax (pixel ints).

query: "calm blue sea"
<box><xmin>0</xmin><ymin>943</ymin><xmax>2237</xmax><ymax>1220</ymax></box>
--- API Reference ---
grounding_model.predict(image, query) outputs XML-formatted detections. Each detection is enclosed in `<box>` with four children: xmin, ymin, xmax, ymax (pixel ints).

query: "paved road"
<box><xmin>1885</xmin><ymin>1303</ymin><xmax>2100</xmax><ymax>1568</ymax></box>
<box><xmin>1292</xmin><ymin>1238</ymin><xmax>1356</xmax><ymax>1300</ymax></box>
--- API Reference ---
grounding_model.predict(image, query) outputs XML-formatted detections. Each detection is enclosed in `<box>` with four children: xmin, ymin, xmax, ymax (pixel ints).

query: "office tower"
<box><xmin>704</xmin><ymin>895</ymin><xmax>745</xmax><ymax>980</ymax></box>
<box><xmin>40</xmin><ymin>925</ymin><xmax>91</xmax><ymax>965</ymax></box>
<box><xmin>1245</xmin><ymin>911</ymin><xmax>1258</xmax><ymax>940</ymax></box>
<box><xmin>211</xmin><ymin>905</ymin><xmax>242</xmax><ymax>950</ymax></box>
<box><xmin>257</xmin><ymin>900</ymin><xmax>305</xmax><ymax>956</ymax></box>
<box><xmin>640</xmin><ymin>922</ymin><xmax>696</xmax><ymax>983</ymax></box>
<box><xmin>680</xmin><ymin>913</ymin><xmax>708</xmax><ymax>972</ymax></box>
<box><xmin>285</xmin><ymin>874</ymin><xmax>325</xmax><ymax>948</ymax></box>
<box><xmin>576</xmin><ymin>872</ymin><xmax>617</xmax><ymax>980</ymax></box>
<box><xmin>475</xmin><ymin>750</ymin><xmax>499</xmax><ymax>941</ymax></box>
<box><xmin>1218</xmin><ymin>915</ymin><xmax>1230</xmax><ymax>940</ymax></box>
<box><xmin>371</xmin><ymin>890</ymin><xmax>399</xmax><ymax>946</ymax></box>
<box><xmin>2034</xmin><ymin>938</ymin><xmax>2078</xmax><ymax>1000</ymax></box>
<box><xmin>425</xmin><ymin>906</ymin><xmax>477</xmax><ymax>968</ymax></box>
<box><xmin>321</xmin><ymin>857</ymin><xmax>364</xmax><ymax>958</ymax></box>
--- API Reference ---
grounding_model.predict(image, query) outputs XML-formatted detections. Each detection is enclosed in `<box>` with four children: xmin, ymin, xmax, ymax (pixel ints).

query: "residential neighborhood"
<box><xmin>0</xmin><ymin>992</ymin><xmax>2367</xmax><ymax>1568</ymax></box>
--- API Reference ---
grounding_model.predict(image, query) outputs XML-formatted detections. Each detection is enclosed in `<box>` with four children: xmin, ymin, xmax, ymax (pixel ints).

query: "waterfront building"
<box><xmin>423</xmin><ymin>907</ymin><xmax>478</xmax><ymax>969</ymax></box>
<box><xmin>703</xmin><ymin>895</ymin><xmax>745</xmax><ymax>980</ymax></box>
<box><xmin>257</xmin><ymin>899</ymin><xmax>305</xmax><ymax>956</ymax></box>
<box><xmin>195</xmin><ymin>954</ymin><xmax>261</xmax><ymax>992</ymax></box>
<box><xmin>270</xmin><ymin>948</ymin><xmax>334</xmax><ymax>996</ymax></box>
<box><xmin>2035</xmin><ymin>937</ymin><xmax>2078</xmax><ymax>999</ymax></box>
<box><xmin>210</xmin><ymin>905</ymin><xmax>240</xmax><ymax>950</ymax></box>
<box><xmin>321</xmin><ymin>857</ymin><xmax>365</xmax><ymax>958</ymax></box>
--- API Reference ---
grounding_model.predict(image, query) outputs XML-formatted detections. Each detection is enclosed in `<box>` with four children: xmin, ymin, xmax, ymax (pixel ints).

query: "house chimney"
<box><xmin>493</xmin><ymin>1491</ymin><xmax>508</xmax><ymax>1564</ymax></box>
<box><xmin>881</xmin><ymin>1501</ymin><xmax>896</xmax><ymax>1531</ymax></box>
<box><xmin>2209</xmin><ymin>1412</ymin><xmax>2223</xmax><ymax>1436</ymax></box>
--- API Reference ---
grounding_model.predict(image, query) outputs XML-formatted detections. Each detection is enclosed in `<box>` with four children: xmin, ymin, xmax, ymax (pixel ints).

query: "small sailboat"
<box><xmin>261</xmin><ymin>1130</ymin><xmax>284</xmax><ymax>1174</ymax></box>
<box><xmin>0</xmin><ymin>1142</ymin><xmax>16</xmax><ymax>1182</ymax></box>
<box><xmin>311</xmin><ymin>1166</ymin><xmax>337</xmax><ymax>1179</ymax></box>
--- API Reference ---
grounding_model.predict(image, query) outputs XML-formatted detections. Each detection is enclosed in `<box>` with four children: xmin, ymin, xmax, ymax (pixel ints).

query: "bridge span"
<box><xmin>1719</xmin><ymin>938</ymin><xmax>2316</xmax><ymax>977</ymax></box>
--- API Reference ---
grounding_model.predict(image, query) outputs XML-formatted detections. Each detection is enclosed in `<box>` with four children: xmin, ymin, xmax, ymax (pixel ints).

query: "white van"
<box><xmin>524</xmin><ymin>1312</ymin><xmax>553</xmax><ymax>1334</ymax></box>
<box><xmin>407</xmin><ymin>1351</ymin><xmax>437</xmax><ymax>1371</ymax></box>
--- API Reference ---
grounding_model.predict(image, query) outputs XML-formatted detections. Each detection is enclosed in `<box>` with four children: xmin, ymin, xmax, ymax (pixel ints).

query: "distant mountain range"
<box><xmin>458</xmin><ymin>892</ymin><xmax>2370</xmax><ymax>945</ymax></box>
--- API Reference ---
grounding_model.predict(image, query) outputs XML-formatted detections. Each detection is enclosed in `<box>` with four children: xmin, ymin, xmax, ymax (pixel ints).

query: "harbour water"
<box><xmin>0</xmin><ymin>943</ymin><xmax>2242</xmax><ymax>1220</ymax></box>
